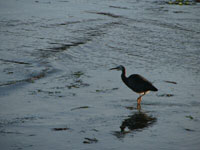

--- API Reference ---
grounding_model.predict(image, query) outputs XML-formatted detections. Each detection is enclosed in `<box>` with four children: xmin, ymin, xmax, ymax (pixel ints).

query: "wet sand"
<box><xmin>0</xmin><ymin>0</ymin><xmax>200</xmax><ymax>149</ymax></box>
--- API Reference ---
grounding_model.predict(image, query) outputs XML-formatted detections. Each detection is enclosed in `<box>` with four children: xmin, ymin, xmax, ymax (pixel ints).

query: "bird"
<box><xmin>110</xmin><ymin>65</ymin><xmax>158</xmax><ymax>105</ymax></box>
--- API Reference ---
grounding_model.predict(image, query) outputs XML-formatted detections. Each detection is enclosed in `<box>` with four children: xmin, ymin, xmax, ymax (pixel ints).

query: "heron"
<box><xmin>110</xmin><ymin>65</ymin><xmax>158</xmax><ymax>105</ymax></box>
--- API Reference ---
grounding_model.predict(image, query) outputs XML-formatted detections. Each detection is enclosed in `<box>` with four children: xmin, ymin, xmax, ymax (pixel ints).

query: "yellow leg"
<box><xmin>137</xmin><ymin>103</ymin><xmax>141</xmax><ymax>110</ymax></box>
<box><xmin>137</xmin><ymin>96</ymin><xmax>142</xmax><ymax>105</ymax></box>
<box><xmin>137</xmin><ymin>94</ymin><xmax>145</xmax><ymax>105</ymax></box>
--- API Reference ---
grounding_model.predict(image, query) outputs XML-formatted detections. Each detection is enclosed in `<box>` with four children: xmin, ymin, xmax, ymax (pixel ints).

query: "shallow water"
<box><xmin>0</xmin><ymin>0</ymin><xmax>200</xmax><ymax>150</ymax></box>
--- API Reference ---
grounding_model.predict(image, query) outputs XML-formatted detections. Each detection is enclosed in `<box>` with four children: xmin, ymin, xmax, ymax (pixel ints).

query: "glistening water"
<box><xmin>0</xmin><ymin>0</ymin><xmax>200</xmax><ymax>150</ymax></box>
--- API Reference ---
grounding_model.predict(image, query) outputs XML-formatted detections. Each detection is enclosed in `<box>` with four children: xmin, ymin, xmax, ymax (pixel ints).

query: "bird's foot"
<box><xmin>137</xmin><ymin>103</ymin><xmax>141</xmax><ymax>110</ymax></box>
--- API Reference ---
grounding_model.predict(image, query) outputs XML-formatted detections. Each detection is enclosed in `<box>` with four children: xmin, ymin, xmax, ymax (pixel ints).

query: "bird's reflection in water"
<box><xmin>113</xmin><ymin>104</ymin><xmax>157</xmax><ymax>139</ymax></box>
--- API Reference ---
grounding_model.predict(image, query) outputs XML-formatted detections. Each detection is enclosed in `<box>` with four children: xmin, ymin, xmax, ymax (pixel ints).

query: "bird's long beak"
<box><xmin>109</xmin><ymin>67</ymin><xmax>118</xmax><ymax>70</ymax></box>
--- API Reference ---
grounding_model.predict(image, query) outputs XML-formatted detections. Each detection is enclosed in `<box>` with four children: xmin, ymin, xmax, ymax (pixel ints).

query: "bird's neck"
<box><xmin>121</xmin><ymin>68</ymin><xmax>127</xmax><ymax>84</ymax></box>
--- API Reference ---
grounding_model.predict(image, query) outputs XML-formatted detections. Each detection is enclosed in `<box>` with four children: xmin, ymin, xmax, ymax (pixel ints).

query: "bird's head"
<box><xmin>110</xmin><ymin>65</ymin><xmax>125</xmax><ymax>71</ymax></box>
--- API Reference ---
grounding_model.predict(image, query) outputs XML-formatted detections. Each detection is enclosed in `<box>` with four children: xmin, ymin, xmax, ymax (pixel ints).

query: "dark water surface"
<box><xmin>0</xmin><ymin>0</ymin><xmax>200</xmax><ymax>149</ymax></box>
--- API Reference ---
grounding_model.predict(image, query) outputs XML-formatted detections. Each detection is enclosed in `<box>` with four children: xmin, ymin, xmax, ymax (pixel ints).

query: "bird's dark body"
<box><xmin>122</xmin><ymin>74</ymin><xmax>158</xmax><ymax>93</ymax></box>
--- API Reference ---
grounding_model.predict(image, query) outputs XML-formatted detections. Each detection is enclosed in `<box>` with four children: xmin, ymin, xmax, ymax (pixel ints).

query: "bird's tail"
<box><xmin>151</xmin><ymin>86</ymin><xmax>158</xmax><ymax>91</ymax></box>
